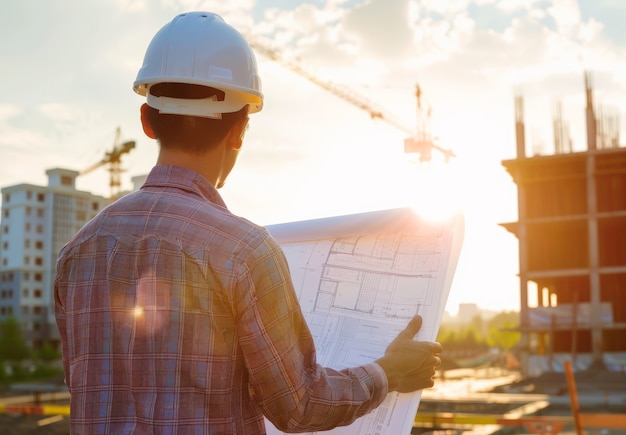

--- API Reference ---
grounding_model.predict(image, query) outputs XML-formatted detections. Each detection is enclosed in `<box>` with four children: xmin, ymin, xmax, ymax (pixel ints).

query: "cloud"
<box><xmin>343</xmin><ymin>0</ymin><xmax>414</xmax><ymax>58</ymax></box>
<box><xmin>253</xmin><ymin>3</ymin><xmax>345</xmax><ymax>54</ymax></box>
<box><xmin>114</xmin><ymin>0</ymin><xmax>149</xmax><ymax>12</ymax></box>
<box><xmin>38</xmin><ymin>103</ymin><xmax>81</xmax><ymax>123</ymax></box>
<box><xmin>0</xmin><ymin>105</ymin><xmax>22</xmax><ymax>122</ymax></box>
<box><xmin>547</xmin><ymin>0</ymin><xmax>581</xmax><ymax>34</ymax></box>
<box><xmin>496</xmin><ymin>0</ymin><xmax>546</xmax><ymax>14</ymax></box>
<box><xmin>0</xmin><ymin>118</ymin><xmax>59</xmax><ymax>188</ymax></box>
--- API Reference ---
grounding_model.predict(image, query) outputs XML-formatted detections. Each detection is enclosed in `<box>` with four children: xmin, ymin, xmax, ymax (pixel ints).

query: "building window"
<box><xmin>23</xmin><ymin>289</ymin><xmax>29</xmax><ymax>298</ymax></box>
<box><xmin>26</xmin><ymin>191</ymin><xmax>31</xmax><ymax>200</ymax></box>
<box><xmin>37</xmin><ymin>208</ymin><xmax>44</xmax><ymax>218</ymax></box>
<box><xmin>61</xmin><ymin>175</ymin><xmax>72</xmax><ymax>186</ymax></box>
<box><xmin>35</xmin><ymin>257</ymin><xmax>43</xmax><ymax>266</ymax></box>
<box><xmin>2</xmin><ymin>258</ymin><xmax>7</xmax><ymax>267</ymax></box>
<box><xmin>34</xmin><ymin>289</ymin><xmax>42</xmax><ymax>298</ymax></box>
<box><xmin>7</xmin><ymin>306</ymin><xmax>12</xmax><ymax>315</ymax></box>
<box><xmin>24</xmin><ymin>239</ymin><xmax>30</xmax><ymax>249</ymax></box>
<box><xmin>33</xmin><ymin>306</ymin><xmax>42</xmax><ymax>314</ymax></box>
<box><xmin>3</xmin><ymin>209</ymin><xmax>8</xmax><ymax>218</ymax></box>
<box><xmin>25</xmin><ymin>222</ymin><xmax>30</xmax><ymax>232</ymax></box>
<box><xmin>2</xmin><ymin>242</ymin><xmax>7</xmax><ymax>250</ymax></box>
<box><xmin>35</xmin><ymin>273</ymin><xmax>42</xmax><ymax>282</ymax></box>
<box><xmin>26</xmin><ymin>206</ymin><xmax>31</xmax><ymax>216</ymax></box>
<box><xmin>4</xmin><ymin>194</ymin><xmax>9</xmax><ymax>203</ymax></box>
<box><xmin>35</xmin><ymin>241</ymin><xmax>43</xmax><ymax>249</ymax></box>
<box><xmin>23</xmin><ymin>272</ymin><xmax>29</xmax><ymax>281</ymax></box>
<box><xmin>2</xmin><ymin>226</ymin><xmax>7</xmax><ymax>234</ymax></box>
<box><xmin>36</xmin><ymin>224</ymin><xmax>43</xmax><ymax>233</ymax></box>
<box><xmin>24</xmin><ymin>256</ymin><xmax>30</xmax><ymax>265</ymax></box>
<box><xmin>22</xmin><ymin>306</ymin><xmax>29</xmax><ymax>315</ymax></box>
<box><xmin>37</xmin><ymin>193</ymin><xmax>44</xmax><ymax>202</ymax></box>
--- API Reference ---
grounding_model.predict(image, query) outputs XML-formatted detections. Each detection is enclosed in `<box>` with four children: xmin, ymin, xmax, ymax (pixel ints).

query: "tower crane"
<box><xmin>79</xmin><ymin>127</ymin><xmax>136</xmax><ymax>199</ymax></box>
<box><xmin>248</xmin><ymin>37</ymin><xmax>455</xmax><ymax>162</ymax></box>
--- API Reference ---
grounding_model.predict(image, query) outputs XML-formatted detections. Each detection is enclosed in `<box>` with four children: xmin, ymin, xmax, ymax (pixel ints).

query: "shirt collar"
<box><xmin>141</xmin><ymin>165</ymin><xmax>228</xmax><ymax>209</ymax></box>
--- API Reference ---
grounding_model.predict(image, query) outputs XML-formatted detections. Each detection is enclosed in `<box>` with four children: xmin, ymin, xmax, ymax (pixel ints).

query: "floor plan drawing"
<box><xmin>264</xmin><ymin>207</ymin><xmax>464</xmax><ymax>435</ymax></box>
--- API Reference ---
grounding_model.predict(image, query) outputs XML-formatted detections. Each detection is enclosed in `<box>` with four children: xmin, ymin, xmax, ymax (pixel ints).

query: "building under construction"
<box><xmin>501</xmin><ymin>72</ymin><xmax>626</xmax><ymax>377</ymax></box>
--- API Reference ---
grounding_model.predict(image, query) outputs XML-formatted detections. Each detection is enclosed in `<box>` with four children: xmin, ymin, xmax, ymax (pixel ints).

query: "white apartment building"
<box><xmin>0</xmin><ymin>168</ymin><xmax>110</xmax><ymax>349</ymax></box>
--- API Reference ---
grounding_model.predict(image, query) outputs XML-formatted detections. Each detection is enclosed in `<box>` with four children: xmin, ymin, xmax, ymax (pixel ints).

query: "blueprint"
<box><xmin>264</xmin><ymin>207</ymin><xmax>464</xmax><ymax>435</ymax></box>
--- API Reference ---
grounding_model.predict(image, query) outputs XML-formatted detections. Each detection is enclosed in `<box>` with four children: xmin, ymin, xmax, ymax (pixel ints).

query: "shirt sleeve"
<box><xmin>233</xmin><ymin>235</ymin><xmax>389</xmax><ymax>432</ymax></box>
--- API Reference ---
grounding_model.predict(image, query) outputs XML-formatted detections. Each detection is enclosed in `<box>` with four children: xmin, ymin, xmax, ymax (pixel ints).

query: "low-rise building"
<box><xmin>0</xmin><ymin>168</ymin><xmax>110</xmax><ymax>348</ymax></box>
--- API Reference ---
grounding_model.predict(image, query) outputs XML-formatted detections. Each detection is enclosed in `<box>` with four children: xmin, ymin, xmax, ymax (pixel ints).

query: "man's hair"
<box><xmin>145</xmin><ymin>83</ymin><xmax>248</xmax><ymax>153</ymax></box>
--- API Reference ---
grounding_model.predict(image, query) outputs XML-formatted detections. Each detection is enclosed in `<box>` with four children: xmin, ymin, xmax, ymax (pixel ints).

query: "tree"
<box><xmin>436</xmin><ymin>325</ymin><xmax>459</xmax><ymax>345</ymax></box>
<box><xmin>486</xmin><ymin>311</ymin><xmax>520</xmax><ymax>350</ymax></box>
<box><xmin>0</xmin><ymin>316</ymin><xmax>31</xmax><ymax>369</ymax></box>
<box><xmin>35</xmin><ymin>342</ymin><xmax>60</xmax><ymax>363</ymax></box>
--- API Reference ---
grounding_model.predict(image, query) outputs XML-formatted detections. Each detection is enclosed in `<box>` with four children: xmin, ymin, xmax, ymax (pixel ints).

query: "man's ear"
<box><xmin>140</xmin><ymin>103</ymin><xmax>157</xmax><ymax>139</ymax></box>
<box><xmin>228</xmin><ymin>117</ymin><xmax>249</xmax><ymax>150</ymax></box>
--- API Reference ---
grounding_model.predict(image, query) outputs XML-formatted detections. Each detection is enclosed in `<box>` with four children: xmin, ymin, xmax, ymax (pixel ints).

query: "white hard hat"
<box><xmin>134</xmin><ymin>12</ymin><xmax>263</xmax><ymax>118</ymax></box>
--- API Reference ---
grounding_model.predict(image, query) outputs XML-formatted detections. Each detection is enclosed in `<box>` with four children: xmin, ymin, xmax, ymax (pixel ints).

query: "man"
<box><xmin>54</xmin><ymin>11</ymin><xmax>442</xmax><ymax>434</ymax></box>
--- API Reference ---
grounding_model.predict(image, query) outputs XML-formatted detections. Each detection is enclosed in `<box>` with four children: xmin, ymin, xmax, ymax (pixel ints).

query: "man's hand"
<box><xmin>374</xmin><ymin>315</ymin><xmax>442</xmax><ymax>393</ymax></box>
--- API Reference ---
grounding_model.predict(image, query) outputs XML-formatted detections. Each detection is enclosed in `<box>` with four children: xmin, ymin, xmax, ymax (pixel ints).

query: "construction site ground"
<box><xmin>0</xmin><ymin>367</ymin><xmax>624</xmax><ymax>434</ymax></box>
<box><xmin>417</xmin><ymin>366</ymin><xmax>626</xmax><ymax>434</ymax></box>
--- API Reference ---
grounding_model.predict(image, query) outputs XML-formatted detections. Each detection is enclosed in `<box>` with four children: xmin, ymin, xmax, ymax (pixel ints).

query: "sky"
<box><xmin>1</xmin><ymin>0</ymin><xmax>626</xmax><ymax>315</ymax></box>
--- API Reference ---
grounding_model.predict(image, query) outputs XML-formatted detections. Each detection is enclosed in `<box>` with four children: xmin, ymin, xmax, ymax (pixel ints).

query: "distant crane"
<box><xmin>79</xmin><ymin>127</ymin><xmax>136</xmax><ymax>198</ymax></box>
<box><xmin>248</xmin><ymin>36</ymin><xmax>455</xmax><ymax>162</ymax></box>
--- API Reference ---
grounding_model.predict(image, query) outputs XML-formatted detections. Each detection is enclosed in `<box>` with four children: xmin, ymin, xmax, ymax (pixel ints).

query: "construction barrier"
<box><xmin>0</xmin><ymin>403</ymin><xmax>70</xmax><ymax>416</ymax></box>
<box><xmin>414</xmin><ymin>412</ymin><xmax>626</xmax><ymax>430</ymax></box>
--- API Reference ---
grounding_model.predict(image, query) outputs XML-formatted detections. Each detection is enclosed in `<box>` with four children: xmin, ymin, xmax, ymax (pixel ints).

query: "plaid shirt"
<box><xmin>54</xmin><ymin>165</ymin><xmax>387</xmax><ymax>434</ymax></box>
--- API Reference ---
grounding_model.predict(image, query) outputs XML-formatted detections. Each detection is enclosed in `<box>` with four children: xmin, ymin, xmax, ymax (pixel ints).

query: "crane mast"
<box><xmin>79</xmin><ymin>127</ymin><xmax>136</xmax><ymax>199</ymax></box>
<box><xmin>248</xmin><ymin>37</ymin><xmax>454</xmax><ymax>162</ymax></box>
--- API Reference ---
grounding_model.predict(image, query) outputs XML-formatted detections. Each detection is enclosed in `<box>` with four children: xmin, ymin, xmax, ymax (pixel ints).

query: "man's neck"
<box><xmin>156</xmin><ymin>146</ymin><xmax>223</xmax><ymax>188</ymax></box>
